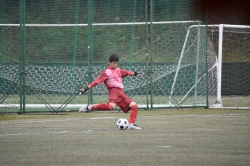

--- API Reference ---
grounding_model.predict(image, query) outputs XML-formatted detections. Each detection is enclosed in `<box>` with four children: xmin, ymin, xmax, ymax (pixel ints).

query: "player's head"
<box><xmin>109</xmin><ymin>54</ymin><xmax>119</xmax><ymax>62</ymax></box>
<box><xmin>109</xmin><ymin>54</ymin><xmax>119</xmax><ymax>69</ymax></box>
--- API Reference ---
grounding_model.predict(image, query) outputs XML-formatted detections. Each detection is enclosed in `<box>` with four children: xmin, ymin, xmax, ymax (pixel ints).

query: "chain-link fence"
<box><xmin>0</xmin><ymin>0</ymin><xmax>220</xmax><ymax>113</ymax></box>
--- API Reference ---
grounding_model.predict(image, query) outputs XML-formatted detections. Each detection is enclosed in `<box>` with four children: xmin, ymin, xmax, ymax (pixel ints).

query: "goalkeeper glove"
<box><xmin>134</xmin><ymin>71</ymin><xmax>144</xmax><ymax>77</ymax></box>
<box><xmin>79</xmin><ymin>87</ymin><xmax>89</xmax><ymax>95</ymax></box>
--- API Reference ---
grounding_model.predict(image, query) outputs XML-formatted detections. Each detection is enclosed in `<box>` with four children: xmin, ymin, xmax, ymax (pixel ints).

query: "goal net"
<box><xmin>209</xmin><ymin>24</ymin><xmax>250</xmax><ymax>109</ymax></box>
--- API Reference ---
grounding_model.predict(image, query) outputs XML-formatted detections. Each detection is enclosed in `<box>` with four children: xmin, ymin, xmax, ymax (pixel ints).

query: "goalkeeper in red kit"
<box><xmin>79</xmin><ymin>54</ymin><xmax>143</xmax><ymax>130</ymax></box>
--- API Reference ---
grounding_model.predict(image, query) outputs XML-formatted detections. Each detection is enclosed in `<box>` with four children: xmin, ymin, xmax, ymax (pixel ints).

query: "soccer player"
<box><xmin>79</xmin><ymin>54</ymin><xmax>143</xmax><ymax>130</ymax></box>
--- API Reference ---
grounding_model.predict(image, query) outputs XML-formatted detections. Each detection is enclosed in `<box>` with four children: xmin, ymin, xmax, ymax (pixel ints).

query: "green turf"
<box><xmin>0</xmin><ymin>109</ymin><xmax>250</xmax><ymax>165</ymax></box>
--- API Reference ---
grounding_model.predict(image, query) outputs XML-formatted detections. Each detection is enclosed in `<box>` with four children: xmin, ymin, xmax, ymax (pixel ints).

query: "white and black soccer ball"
<box><xmin>116</xmin><ymin>118</ymin><xmax>129</xmax><ymax>130</ymax></box>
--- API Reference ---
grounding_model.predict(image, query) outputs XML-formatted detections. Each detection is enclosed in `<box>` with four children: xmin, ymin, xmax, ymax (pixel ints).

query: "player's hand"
<box><xmin>134</xmin><ymin>71</ymin><xmax>144</xmax><ymax>77</ymax></box>
<box><xmin>79</xmin><ymin>87</ymin><xmax>89</xmax><ymax>95</ymax></box>
<box><xmin>79</xmin><ymin>88</ymin><xmax>85</xmax><ymax>95</ymax></box>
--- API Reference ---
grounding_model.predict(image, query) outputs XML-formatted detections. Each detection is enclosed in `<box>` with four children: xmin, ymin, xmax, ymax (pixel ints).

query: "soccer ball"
<box><xmin>116</xmin><ymin>118</ymin><xmax>129</xmax><ymax>130</ymax></box>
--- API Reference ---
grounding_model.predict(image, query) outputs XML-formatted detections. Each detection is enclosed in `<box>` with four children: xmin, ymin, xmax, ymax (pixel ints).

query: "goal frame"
<box><xmin>211</xmin><ymin>24</ymin><xmax>250</xmax><ymax>109</ymax></box>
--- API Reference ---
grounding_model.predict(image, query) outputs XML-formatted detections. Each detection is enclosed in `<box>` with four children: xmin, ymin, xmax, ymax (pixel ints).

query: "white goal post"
<box><xmin>210</xmin><ymin>24</ymin><xmax>250</xmax><ymax>109</ymax></box>
<box><xmin>179</xmin><ymin>24</ymin><xmax>250</xmax><ymax>109</ymax></box>
<box><xmin>214</xmin><ymin>24</ymin><xmax>250</xmax><ymax>108</ymax></box>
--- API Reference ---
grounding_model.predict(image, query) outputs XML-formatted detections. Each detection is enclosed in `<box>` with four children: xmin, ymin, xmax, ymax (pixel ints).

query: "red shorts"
<box><xmin>108</xmin><ymin>88</ymin><xmax>134</xmax><ymax>113</ymax></box>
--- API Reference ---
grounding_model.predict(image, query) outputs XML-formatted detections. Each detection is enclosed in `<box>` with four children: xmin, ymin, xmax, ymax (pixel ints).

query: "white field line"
<box><xmin>89</xmin><ymin>117</ymin><xmax>116</xmax><ymax>120</ymax></box>
<box><xmin>0</xmin><ymin>118</ymin><xmax>83</xmax><ymax>124</ymax></box>
<box><xmin>0</xmin><ymin>117</ymin><xmax>117</xmax><ymax>125</ymax></box>
<box><xmin>0</xmin><ymin>132</ymin><xmax>39</xmax><ymax>137</ymax></box>
<box><xmin>0</xmin><ymin>131</ymin><xmax>70</xmax><ymax>137</ymax></box>
<box><xmin>156</xmin><ymin>146</ymin><xmax>171</xmax><ymax>148</ymax></box>
<box><xmin>142</xmin><ymin>114</ymin><xmax>247</xmax><ymax>118</ymax></box>
<box><xmin>47</xmin><ymin>131</ymin><xmax>68</xmax><ymax>134</ymax></box>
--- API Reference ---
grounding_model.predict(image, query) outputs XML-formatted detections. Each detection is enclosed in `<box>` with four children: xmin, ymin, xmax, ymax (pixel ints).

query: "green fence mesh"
<box><xmin>1</xmin><ymin>0</ymin><xmax>220</xmax><ymax>113</ymax></box>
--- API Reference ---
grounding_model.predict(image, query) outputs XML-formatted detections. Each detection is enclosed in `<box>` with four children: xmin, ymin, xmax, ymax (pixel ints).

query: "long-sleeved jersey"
<box><xmin>93</xmin><ymin>66</ymin><xmax>133</xmax><ymax>90</ymax></box>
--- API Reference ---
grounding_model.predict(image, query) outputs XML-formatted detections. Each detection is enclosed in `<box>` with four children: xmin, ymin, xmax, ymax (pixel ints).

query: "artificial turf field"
<box><xmin>0</xmin><ymin>108</ymin><xmax>249</xmax><ymax>166</ymax></box>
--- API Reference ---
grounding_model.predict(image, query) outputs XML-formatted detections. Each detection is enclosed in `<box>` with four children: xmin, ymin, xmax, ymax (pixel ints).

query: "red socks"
<box><xmin>92</xmin><ymin>103</ymin><xmax>113</xmax><ymax>110</ymax></box>
<box><xmin>129</xmin><ymin>105</ymin><xmax>138</xmax><ymax>124</ymax></box>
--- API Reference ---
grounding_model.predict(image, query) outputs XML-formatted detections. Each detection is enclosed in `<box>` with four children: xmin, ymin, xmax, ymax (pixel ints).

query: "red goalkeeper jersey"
<box><xmin>94</xmin><ymin>66</ymin><xmax>132</xmax><ymax>90</ymax></box>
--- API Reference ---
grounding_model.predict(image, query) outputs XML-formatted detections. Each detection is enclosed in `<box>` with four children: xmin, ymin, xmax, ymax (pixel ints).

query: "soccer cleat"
<box><xmin>79</xmin><ymin>105</ymin><xmax>92</xmax><ymax>113</ymax></box>
<box><xmin>128</xmin><ymin>124</ymin><xmax>141</xmax><ymax>130</ymax></box>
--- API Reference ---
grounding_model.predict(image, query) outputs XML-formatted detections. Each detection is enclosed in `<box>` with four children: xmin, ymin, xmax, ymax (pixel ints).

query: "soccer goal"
<box><xmin>173</xmin><ymin>24</ymin><xmax>250</xmax><ymax>109</ymax></box>
<box><xmin>208</xmin><ymin>24</ymin><xmax>250</xmax><ymax>109</ymax></box>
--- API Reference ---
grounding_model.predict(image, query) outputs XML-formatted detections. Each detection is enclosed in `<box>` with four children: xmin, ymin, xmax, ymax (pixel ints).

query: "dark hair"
<box><xmin>109</xmin><ymin>54</ymin><xmax>119</xmax><ymax>62</ymax></box>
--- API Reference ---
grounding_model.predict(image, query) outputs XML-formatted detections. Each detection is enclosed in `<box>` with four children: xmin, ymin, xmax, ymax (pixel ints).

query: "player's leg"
<box><xmin>80</xmin><ymin>88</ymin><xmax>119</xmax><ymax>112</ymax></box>
<box><xmin>117</xmin><ymin>99</ymin><xmax>141</xmax><ymax>130</ymax></box>
<box><xmin>79</xmin><ymin>103</ymin><xmax>116</xmax><ymax>112</ymax></box>
<box><xmin>128</xmin><ymin>102</ymin><xmax>138</xmax><ymax>123</ymax></box>
<box><xmin>128</xmin><ymin>102</ymin><xmax>141</xmax><ymax>130</ymax></box>
<box><xmin>91</xmin><ymin>102</ymin><xmax>116</xmax><ymax>110</ymax></box>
